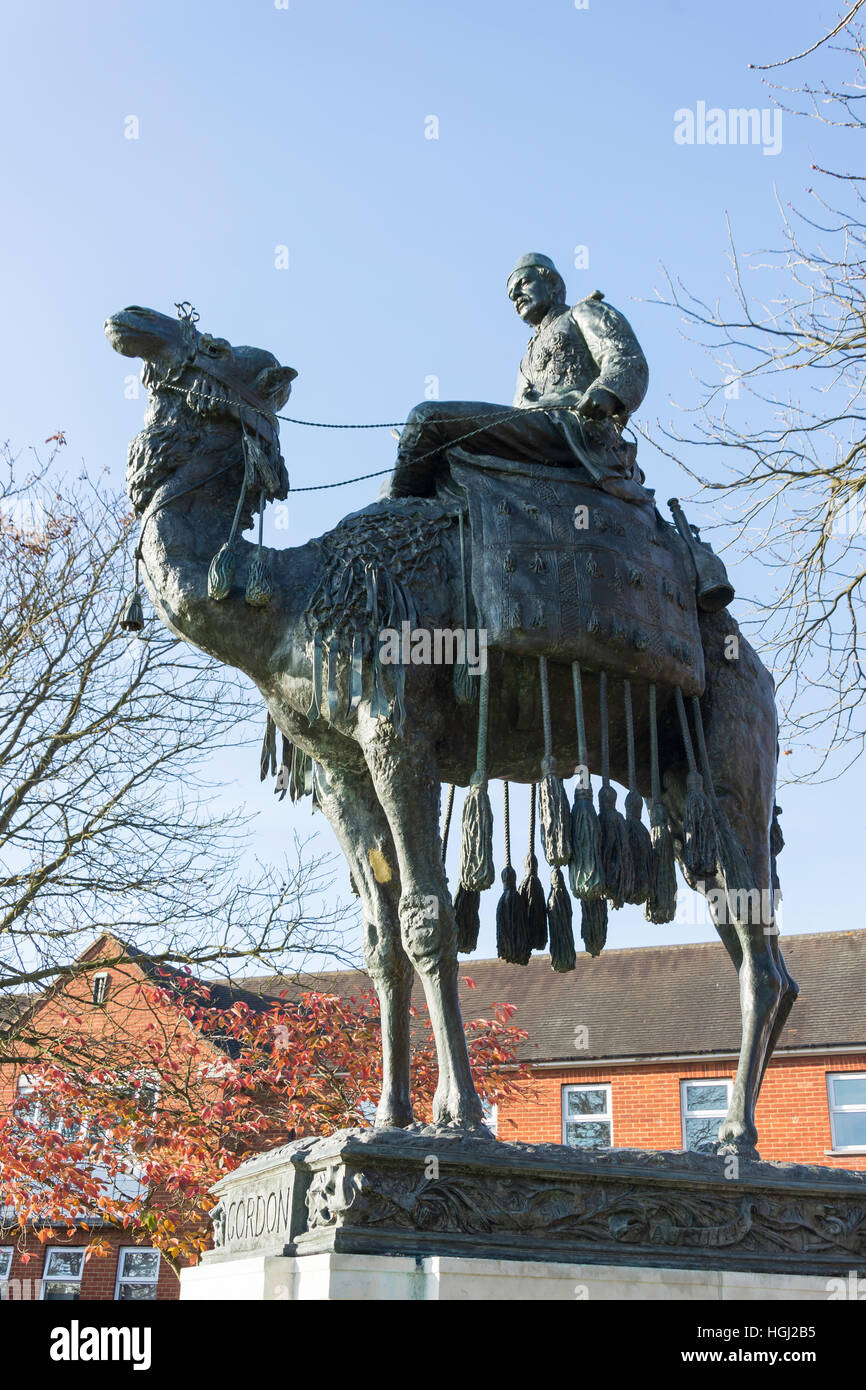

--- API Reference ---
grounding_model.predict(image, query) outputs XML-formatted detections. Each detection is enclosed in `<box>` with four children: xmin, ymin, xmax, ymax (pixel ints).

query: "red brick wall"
<box><xmin>0</xmin><ymin>1229</ymin><xmax>182</xmax><ymax>1301</ymax></box>
<box><xmin>498</xmin><ymin>1052</ymin><xmax>866</xmax><ymax>1169</ymax></box>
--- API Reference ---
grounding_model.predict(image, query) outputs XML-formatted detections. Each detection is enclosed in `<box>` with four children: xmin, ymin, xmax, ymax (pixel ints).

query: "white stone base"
<box><xmin>180</xmin><ymin>1252</ymin><xmax>836</xmax><ymax>1301</ymax></box>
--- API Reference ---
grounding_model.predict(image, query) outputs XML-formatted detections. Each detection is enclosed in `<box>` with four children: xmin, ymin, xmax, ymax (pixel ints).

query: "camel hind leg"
<box><xmin>669</xmin><ymin>615</ymin><xmax>798</xmax><ymax>1158</ymax></box>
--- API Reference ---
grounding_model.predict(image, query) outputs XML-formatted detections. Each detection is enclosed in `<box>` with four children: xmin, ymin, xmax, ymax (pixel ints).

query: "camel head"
<box><xmin>105</xmin><ymin>305</ymin><xmax>297</xmax><ymax>514</ymax></box>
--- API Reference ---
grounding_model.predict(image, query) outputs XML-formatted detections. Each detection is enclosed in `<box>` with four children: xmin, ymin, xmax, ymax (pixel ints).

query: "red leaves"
<box><xmin>3</xmin><ymin>985</ymin><xmax>525</xmax><ymax>1265</ymax></box>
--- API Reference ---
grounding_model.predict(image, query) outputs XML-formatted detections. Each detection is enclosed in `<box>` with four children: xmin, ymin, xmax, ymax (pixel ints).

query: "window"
<box><xmin>827</xmin><ymin>1073</ymin><xmax>866</xmax><ymax>1152</ymax></box>
<box><xmin>42</xmin><ymin>1247</ymin><xmax>85</xmax><ymax>1300</ymax></box>
<box><xmin>562</xmin><ymin>1084</ymin><xmax>612</xmax><ymax>1148</ymax></box>
<box><xmin>16</xmin><ymin>1074</ymin><xmax>41</xmax><ymax>1126</ymax></box>
<box><xmin>681</xmin><ymin>1079</ymin><xmax>733</xmax><ymax>1152</ymax></box>
<box><xmin>114</xmin><ymin>1247</ymin><xmax>160</xmax><ymax>1301</ymax></box>
<box><xmin>0</xmin><ymin>1248</ymin><xmax>12</xmax><ymax>1282</ymax></box>
<box><xmin>481</xmin><ymin>1100</ymin><xmax>498</xmax><ymax>1137</ymax></box>
<box><xmin>91</xmin><ymin>972</ymin><xmax>108</xmax><ymax>1005</ymax></box>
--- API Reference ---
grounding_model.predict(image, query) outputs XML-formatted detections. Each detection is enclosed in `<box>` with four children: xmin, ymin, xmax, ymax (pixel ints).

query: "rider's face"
<box><xmin>508</xmin><ymin>270</ymin><xmax>554</xmax><ymax>325</ymax></box>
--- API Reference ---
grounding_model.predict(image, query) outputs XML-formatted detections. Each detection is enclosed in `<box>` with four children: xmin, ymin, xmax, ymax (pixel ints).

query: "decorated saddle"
<box><xmin>443</xmin><ymin>449</ymin><xmax>705</xmax><ymax>697</ymax></box>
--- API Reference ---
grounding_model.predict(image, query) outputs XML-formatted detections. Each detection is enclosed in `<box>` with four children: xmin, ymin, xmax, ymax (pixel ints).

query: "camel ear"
<box><xmin>255</xmin><ymin>364</ymin><xmax>298</xmax><ymax>409</ymax></box>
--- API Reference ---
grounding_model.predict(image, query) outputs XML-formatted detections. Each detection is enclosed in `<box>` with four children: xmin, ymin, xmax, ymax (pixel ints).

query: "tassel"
<box><xmin>459</xmin><ymin>666</ymin><xmax>495</xmax><ymax>891</ymax></box>
<box><xmin>537</xmin><ymin>657</ymin><xmax>572</xmax><ymax>868</ymax></box>
<box><xmin>547</xmin><ymin>867</ymin><xmax>576</xmax><ymax>973</ymax></box>
<box><xmin>245</xmin><ymin>553</ymin><xmax>272</xmax><ymax>608</ymax></box>
<box><xmin>598</xmin><ymin>783</ymin><xmax>632</xmax><ymax>909</ymax></box>
<box><xmin>459</xmin><ymin>774</ymin><xmax>495</xmax><ymax>892</ymax></box>
<box><xmin>245</xmin><ymin>489</ymin><xmax>272</xmax><ymax>608</ymax></box>
<box><xmin>644</xmin><ymin>683</ymin><xmax>677</xmax><ymax>924</ymax></box>
<box><xmin>119</xmin><ymin>587</ymin><xmax>144</xmax><ymax>633</ymax></box>
<box><xmin>495</xmin><ymin>782</ymin><xmax>531</xmax><ymax>964</ymax></box>
<box><xmin>208</xmin><ymin>542</ymin><xmax>236</xmax><ymax>601</ymax></box>
<box><xmin>520</xmin><ymin>853</ymin><xmax>548</xmax><ymax>950</ymax></box>
<box><xmin>569</xmin><ymin>665</ymin><xmax>604</xmax><ymax>899</ymax></box>
<box><xmin>539</xmin><ymin>762</ymin><xmax>572</xmax><ymax>867</ymax></box>
<box><xmin>570</xmin><ymin>790</ymin><xmax>604</xmax><ymax>899</ymax></box>
<box><xmin>682</xmin><ymin>770</ymin><xmax>717</xmax><ymax>879</ymax></box>
<box><xmin>519</xmin><ymin>785</ymin><xmax>547</xmax><ymax>950</ymax></box>
<box><xmin>496</xmin><ymin>865</ymin><xmax>531</xmax><ymax>965</ymax></box>
<box><xmin>674</xmin><ymin>688</ymin><xmax>717</xmax><ymax>879</ymax></box>
<box><xmin>455</xmin><ymin>886</ymin><xmax>481</xmax><ymax>954</ymax></box>
<box><xmin>645</xmin><ymin>800</ymin><xmax>677</xmax><ymax>923</ymax></box>
<box><xmin>624</xmin><ymin>790</ymin><xmax>653</xmax><ymax>905</ymax></box>
<box><xmin>581</xmin><ymin>895</ymin><xmax>608</xmax><ymax>958</ymax></box>
<box><xmin>598</xmin><ymin>672</ymin><xmax>632</xmax><ymax>907</ymax></box>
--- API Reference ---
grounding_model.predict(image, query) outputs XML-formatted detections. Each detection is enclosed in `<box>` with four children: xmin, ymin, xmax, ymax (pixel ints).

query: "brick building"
<box><xmin>0</xmin><ymin>934</ymin><xmax>279</xmax><ymax>1302</ymax></box>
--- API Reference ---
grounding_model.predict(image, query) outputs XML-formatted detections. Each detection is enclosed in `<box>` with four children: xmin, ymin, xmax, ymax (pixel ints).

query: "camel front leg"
<box><xmin>312</xmin><ymin>760</ymin><xmax>414</xmax><ymax>1128</ymax></box>
<box><xmin>359</xmin><ymin>718</ymin><xmax>485</xmax><ymax>1131</ymax></box>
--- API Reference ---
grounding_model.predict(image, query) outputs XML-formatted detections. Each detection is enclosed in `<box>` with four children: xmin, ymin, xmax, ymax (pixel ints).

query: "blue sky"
<box><xmin>1</xmin><ymin>0</ymin><xmax>861</xmax><ymax>965</ymax></box>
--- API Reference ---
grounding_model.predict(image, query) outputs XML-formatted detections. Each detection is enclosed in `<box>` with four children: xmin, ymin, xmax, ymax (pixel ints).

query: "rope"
<box><xmin>674</xmin><ymin>687</ymin><xmax>698</xmax><ymax>775</ymax></box>
<box><xmin>503</xmin><ymin>780</ymin><xmax>511</xmax><ymax>868</ymax></box>
<box><xmin>528</xmin><ymin>780</ymin><xmax>536</xmax><ymax>849</ymax></box>
<box><xmin>571</xmin><ymin>662</ymin><xmax>588</xmax><ymax>770</ymax></box>
<box><xmin>624</xmin><ymin>679</ymin><xmax>637</xmax><ymax>792</ymax></box>
<box><xmin>600</xmin><ymin>671</ymin><xmax>611</xmax><ymax>786</ymax></box>
<box><xmin>475</xmin><ymin>667</ymin><xmax>490</xmax><ymax>780</ymax></box>
<box><xmin>441</xmin><ymin>783</ymin><xmax>455</xmax><ymax>857</ymax></box>
<box><xmin>648</xmin><ymin>684</ymin><xmax>662</xmax><ymax>806</ymax></box>
<box><xmin>150</xmin><ymin>377</ymin><xmax>585</xmax><ymax>492</ymax></box>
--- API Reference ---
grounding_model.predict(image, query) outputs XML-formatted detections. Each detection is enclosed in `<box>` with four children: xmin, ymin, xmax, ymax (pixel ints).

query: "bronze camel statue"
<box><xmin>105</xmin><ymin>304</ymin><xmax>797</xmax><ymax>1158</ymax></box>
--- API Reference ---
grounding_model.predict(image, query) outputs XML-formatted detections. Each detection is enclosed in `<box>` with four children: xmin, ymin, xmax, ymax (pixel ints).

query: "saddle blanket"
<box><xmin>446</xmin><ymin>449</ymin><xmax>705</xmax><ymax>696</ymax></box>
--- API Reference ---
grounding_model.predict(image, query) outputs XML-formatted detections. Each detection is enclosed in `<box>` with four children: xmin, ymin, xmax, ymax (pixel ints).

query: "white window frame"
<box><xmin>561</xmin><ymin>1083</ymin><xmax>613</xmax><ymax>1148</ymax></box>
<box><xmin>91</xmin><ymin>971</ymin><xmax>108</xmax><ymax>1005</ymax></box>
<box><xmin>481</xmin><ymin>1100</ymin><xmax>498</xmax><ymax>1137</ymax></box>
<box><xmin>680</xmin><ymin>1078</ymin><xmax>733</xmax><ymax>1152</ymax></box>
<box><xmin>827</xmin><ymin>1072</ymin><xmax>866</xmax><ymax>1153</ymax></box>
<box><xmin>0</xmin><ymin>1247</ymin><xmax>12</xmax><ymax>1282</ymax></box>
<box><xmin>42</xmin><ymin>1246</ymin><xmax>85</xmax><ymax>1300</ymax></box>
<box><xmin>114</xmin><ymin>1246</ymin><xmax>160</xmax><ymax>1301</ymax></box>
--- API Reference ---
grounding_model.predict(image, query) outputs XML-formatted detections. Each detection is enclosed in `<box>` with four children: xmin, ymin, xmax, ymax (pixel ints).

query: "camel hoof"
<box><xmin>716</xmin><ymin>1119</ymin><xmax>759</xmax><ymax>1162</ymax></box>
<box><xmin>374</xmin><ymin>1101</ymin><xmax>414</xmax><ymax>1130</ymax></box>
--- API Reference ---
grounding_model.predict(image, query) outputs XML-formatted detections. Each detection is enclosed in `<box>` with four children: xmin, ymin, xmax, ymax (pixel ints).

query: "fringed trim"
<box><xmin>547</xmin><ymin>867</ymin><xmax>576</xmax><ymax>973</ymax></box>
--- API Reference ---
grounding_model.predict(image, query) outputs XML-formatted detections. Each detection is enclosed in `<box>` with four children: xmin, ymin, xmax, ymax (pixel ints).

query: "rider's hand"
<box><xmin>576</xmin><ymin>385</ymin><xmax>622</xmax><ymax>421</ymax></box>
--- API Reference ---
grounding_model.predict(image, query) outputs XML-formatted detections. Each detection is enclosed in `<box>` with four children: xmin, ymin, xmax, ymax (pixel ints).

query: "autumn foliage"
<box><xmin>1</xmin><ymin>968</ymin><xmax>528</xmax><ymax>1268</ymax></box>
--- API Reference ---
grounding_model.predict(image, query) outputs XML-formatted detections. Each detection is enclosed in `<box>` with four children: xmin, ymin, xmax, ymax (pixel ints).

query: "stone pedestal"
<box><xmin>185</xmin><ymin>1128</ymin><xmax>866</xmax><ymax>1299</ymax></box>
<box><xmin>180</xmin><ymin>1250</ymin><xmax>842</xmax><ymax>1301</ymax></box>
